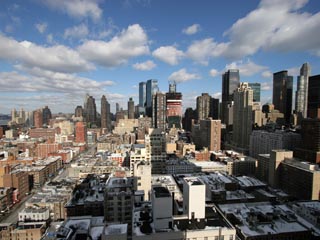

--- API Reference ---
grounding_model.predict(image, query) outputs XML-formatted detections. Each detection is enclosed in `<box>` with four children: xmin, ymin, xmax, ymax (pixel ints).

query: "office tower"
<box><xmin>74</xmin><ymin>106</ymin><xmax>83</xmax><ymax>118</ymax></box>
<box><xmin>33</xmin><ymin>110</ymin><xmax>43</xmax><ymax>128</ymax></box>
<box><xmin>248</xmin><ymin>83</ymin><xmax>261</xmax><ymax>102</ymax></box>
<box><xmin>42</xmin><ymin>106</ymin><xmax>52</xmax><ymax>125</ymax></box>
<box><xmin>75</xmin><ymin>121</ymin><xmax>87</xmax><ymax>143</ymax></box>
<box><xmin>139</xmin><ymin>82</ymin><xmax>146</xmax><ymax>107</ymax></box>
<box><xmin>296</xmin><ymin>63</ymin><xmax>311</xmax><ymax>118</ymax></box>
<box><xmin>11</xmin><ymin>108</ymin><xmax>17</xmax><ymax>122</ymax></box>
<box><xmin>101</xmin><ymin>95</ymin><xmax>108</xmax><ymax>129</ymax></box>
<box><xmin>196</xmin><ymin>93</ymin><xmax>211</xmax><ymax>120</ymax></box>
<box><xmin>146</xmin><ymin>79</ymin><xmax>159</xmax><ymax>116</ymax></box>
<box><xmin>85</xmin><ymin>95</ymin><xmax>97</xmax><ymax>126</ymax></box>
<box><xmin>273</xmin><ymin>71</ymin><xmax>293</xmax><ymax>123</ymax></box>
<box><xmin>308</xmin><ymin>74</ymin><xmax>320</xmax><ymax>118</ymax></box>
<box><xmin>116</xmin><ymin>102</ymin><xmax>120</xmax><ymax>113</ymax></box>
<box><xmin>199</xmin><ymin>118</ymin><xmax>221</xmax><ymax>151</ymax></box>
<box><xmin>183</xmin><ymin>108</ymin><xmax>197</xmax><ymax>132</ymax></box>
<box><xmin>221</xmin><ymin>69</ymin><xmax>240</xmax><ymax>125</ymax></box>
<box><xmin>210</xmin><ymin>98</ymin><xmax>219</xmax><ymax>120</ymax></box>
<box><xmin>166</xmin><ymin>81</ymin><xmax>182</xmax><ymax>129</ymax></box>
<box><xmin>127</xmin><ymin>97</ymin><xmax>135</xmax><ymax>119</ymax></box>
<box><xmin>152</xmin><ymin>92</ymin><xmax>166</xmax><ymax>131</ymax></box>
<box><xmin>233</xmin><ymin>82</ymin><xmax>253</xmax><ymax>150</ymax></box>
<box><xmin>294</xmin><ymin>118</ymin><xmax>320</xmax><ymax>163</ymax></box>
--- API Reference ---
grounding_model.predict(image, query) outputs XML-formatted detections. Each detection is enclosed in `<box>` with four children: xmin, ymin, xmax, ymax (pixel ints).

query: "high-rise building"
<box><xmin>166</xmin><ymin>82</ymin><xmax>182</xmax><ymax>129</ymax></box>
<box><xmin>152</xmin><ymin>92</ymin><xmax>166</xmax><ymax>131</ymax></box>
<box><xmin>233</xmin><ymin>82</ymin><xmax>253</xmax><ymax>150</ymax></box>
<box><xmin>74</xmin><ymin>106</ymin><xmax>83</xmax><ymax>118</ymax></box>
<box><xmin>273</xmin><ymin>71</ymin><xmax>293</xmax><ymax>123</ymax></box>
<box><xmin>116</xmin><ymin>102</ymin><xmax>120</xmax><ymax>113</ymax></box>
<box><xmin>196</xmin><ymin>93</ymin><xmax>211</xmax><ymax>120</ymax></box>
<box><xmin>294</xmin><ymin>118</ymin><xmax>320</xmax><ymax>163</ymax></box>
<box><xmin>42</xmin><ymin>106</ymin><xmax>52</xmax><ymax>126</ymax></box>
<box><xmin>308</xmin><ymin>74</ymin><xmax>320</xmax><ymax>118</ymax></box>
<box><xmin>33</xmin><ymin>110</ymin><xmax>43</xmax><ymax>128</ymax></box>
<box><xmin>210</xmin><ymin>98</ymin><xmax>219</xmax><ymax>120</ymax></box>
<box><xmin>127</xmin><ymin>97</ymin><xmax>135</xmax><ymax>119</ymax></box>
<box><xmin>183</xmin><ymin>108</ymin><xmax>197</xmax><ymax>132</ymax></box>
<box><xmin>221</xmin><ymin>69</ymin><xmax>240</xmax><ymax>125</ymax></box>
<box><xmin>75</xmin><ymin>121</ymin><xmax>87</xmax><ymax>143</ymax></box>
<box><xmin>192</xmin><ymin>118</ymin><xmax>221</xmax><ymax>151</ymax></box>
<box><xmin>139</xmin><ymin>82</ymin><xmax>146</xmax><ymax>108</ymax></box>
<box><xmin>101</xmin><ymin>95</ymin><xmax>110</xmax><ymax>130</ymax></box>
<box><xmin>85</xmin><ymin>96</ymin><xmax>97</xmax><ymax>126</ymax></box>
<box><xmin>248</xmin><ymin>83</ymin><xmax>261</xmax><ymax>102</ymax></box>
<box><xmin>296</xmin><ymin>63</ymin><xmax>311</xmax><ymax>118</ymax></box>
<box><xmin>145</xmin><ymin>79</ymin><xmax>159</xmax><ymax>117</ymax></box>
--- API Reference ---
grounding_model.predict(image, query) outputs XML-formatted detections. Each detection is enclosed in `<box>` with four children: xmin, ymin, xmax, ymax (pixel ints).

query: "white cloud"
<box><xmin>64</xmin><ymin>23</ymin><xmax>89</xmax><ymax>39</ymax></box>
<box><xmin>213</xmin><ymin>92</ymin><xmax>222</xmax><ymax>100</ymax></box>
<box><xmin>41</xmin><ymin>0</ymin><xmax>102</xmax><ymax>21</ymax></box>
<box><xmin>152</xmin><ymin>46</ymin><xmax>185</xmax><ymax>65</ymax></box>
<box><xmin>0</xmin><ymin>67</ymin><xmax>114</xmax><ymax>94</ymax></box>
<box><xmin>168</xmin><ymin>68</ymin><xmax>201</xmax><ymax>83</ymax></box>
<box><xmin>221</xmin><ymin>0</ymin><xmax>320</xmax><ymax>59</ymax></box>
<box><xmin>46</xmin><ymin>34</ymin><xmax>54</xmax><ymax>44</ymax></box>
<box><xmin>287</xmin><ymin>66</ymin><xmax>300</xmax><ymax>76</ymax></box>
<box><xmin>261</xmin><ymin>82</ymin><xmax>272</xmax><ymax>91</ymax></box>
<box><xmin>0</xmin><ymin>33</ymin><xmax>93</xmax><ymax>73</ymax></box>
<box><xmin>225</xmin><ymin>60</ymin><xmax>268</xmax><ymax>76</ymax></box>
<box><xmin>186</xmin><ymin>38</ymin><xmax>227</xmax><ymax>65</ymax></box>
<box><xmin>132</xmin><ymin>60</ymin><xmax>156</xmax><ymax>71</ymax></box>
<box><xmin>262</xmin><ymin>70</ymin><xmax>272</xmax><ymax>78</ymax></box>
<box><xmin>182</xmin><ymin>24</ymin><xmax>200</xmax><ymax>35</ymax></box>
<box><xmin>78</xmin><ymin>24</ymin><xmax>149</xmax><ymax>67</ymax></box>
<box><xmin>209</xmin><ymin>69</ymin><xmax>220</xmax><ymax>77</ymax></box>
<box><xmin>35</xmin><ymin>22</ymin><xmax>47</xmax><ymax>34</ymax></box>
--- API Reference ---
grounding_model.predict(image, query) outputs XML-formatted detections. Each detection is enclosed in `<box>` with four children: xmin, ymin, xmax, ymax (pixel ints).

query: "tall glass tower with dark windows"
<box><xmin>296</xmin><ymin>63</ymin><xmax>311</xmax><ymax>118</ymax></box>
<box><xmin>221</xmin><ymin>69</ymin><xmax>240</xmax><ymax>125</ymax></box>
<box><xmin>248</xmin><ymin>83</ymin><xmax>261</xmax><ymax>102</ymax></box>
<box><xmin>146</xmin><ymin>79</ymin><xmax>159</xmax><ymax>117</ymax></box>
<box><xmin>139</xmin><ymin>82</ymin><xmax>146</xmax><ymax>108</ymax></box>
<box><xmin>273</xmin><ymin>71</ymin><xmax>293</xmax><ymax>124</ymax></box>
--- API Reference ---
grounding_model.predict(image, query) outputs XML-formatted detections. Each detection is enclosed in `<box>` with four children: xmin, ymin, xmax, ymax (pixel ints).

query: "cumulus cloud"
<box><xmin>0</xmin><ymin>67</ymin><xmax>114</xmax><ymax>94</ymax></box>
<box><xmin>78</xmin><ymin>24</ymin><xmax>149</xmax><ymax>67</ymax></box>
<box><xmin>209</xmin><ymin>69</ymin><xmax>220</xmax><ymax>77</ymax></box>
<box><xmin>41</xmin><ymin>0</ymin><xmax>102</xmax><ymax>21</ymax></box>
<box><xmin>132</xmin><ymin>60</ymin><xmax>156</xmax><ymax>71</ymax></box>
<box><xmin>225</xmin><ymin>60</ymin><xmax>268</xmax><ymax>76</ymax></box>
<box><xmin>262</xmin><ymin>70</ymin><xmax>272</xmax><ymax>78</ymax></box>
<box><xmin>64</xmin><ymin>23</ymin><xmax>89</xmax><ymax>39</ymax></box>
<box><xmin>287</xmin><ymin>66</ymin><xmax>300</xmax><ymax>76</ymax></box>
<box><xmin>35</xmin><ymin>22</ymin><xmax>47</xmax><ymax>33</ymax></box>
<box><xmin>152</xmin><ymin>46</ymin><xmax>185</xmax><ymax>65</ymax></box>
<box><xmin>182</xmin><ymin>24</ymin><xmax>200</xmax><ymax>35</ymax></box>
<box><xmin>213</xmin><ymin>92</ymin><xmax>222</xmax><ymax>100</ymax></box>
<box><xmin>261</xmin><ymin>82</ymin><xmax>272</xmax><ymax>91</ymax></box>
<box><xmin>186</xmin><ymin>38</ymin><xmax>227</xmax><ymax>65</ymax></box>
<box><xmin>168</xmin><ymin>68</ymin><xmax>201</xmax><ymax>83</ymax></box>
<box><xmin>0</xmin><ymin>33</ymin><xmax>93</xmax><ymax>73</ymax></box>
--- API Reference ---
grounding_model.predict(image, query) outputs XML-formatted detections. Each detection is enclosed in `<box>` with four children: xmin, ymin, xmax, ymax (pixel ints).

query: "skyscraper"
<box><xmin>128</xmin><ymin>97</ymin><xmax>135</xmax><ymax>119</ymax></box>
<box><xmin>152</xmin><ymin>92</ymin><xmax>166</xmax><ymax>131</ymax></box>
<box><xmin>139</xmin><ymin>82</ymin><xmax>146</xmax><ymax>108</ymax></box>
<box><xmin>210</xmin><ymin>98</ymin><xmax>219</xmax><ymax>120</ymax></box>
<box><xmin>196</xmin><ymin>93</ymin><xmax>211</xmax><ymax>120</ymax></box>
<box><xmin>33</xmin><ymin>110</ymin><xmax>43</xmax><ymax>128</ymax></box>
<box><xmin>146</xmin><ymin>79</ymin><xmax>159</xmax><ymax>117</ymax></box>
<box><xmin>85</xmin><ymin>96</ymin><xmax>97</xmax><ymax>126</ymax></box>
<box><xmin>75</xmin><ymin>121</ymin><xmax>87</xmax><ymax>143</ymax></box>
<box><xmin>116</xmin><ymin>103</ymin><xmax>120</xmax><ymax>113</ymax></box>
<box><xmin>248</xmin><ymin>83</ymin><xmax>261</xmax><ymax>102</ymax></box>
<box><xmin>221</xmin><ymin>69</ymin><xmax>240</xmax><ymax>125</ymax></box>
<box><xmin>308</xmin><ymin>74</ymin><xmax>320</xmax><ymax>118</ymax></box>
<box><xmin>166</xmin><ymin>81</ymin><xmax>182</xmax><ymax>129</ymax></box>
<box><xmin>296</xmin><ymin>63</ymin><xmax>311</xmax><ymax>118</ymax></box>
<box><xmin>42</xmin><ymin>106</ymin><xmax>52</xmax><ymax>125</ymax></box>
<box><xmin>101</xmin><ymin>95</ymin><xmax>110</xmax><ymax>130</ymax></box>
<box><xmin>75</xmin><ymin>106</ymin><xmax>84</xmax><ymax>118</ymax></box>
<box><xmin>273</xmin><ymin>71</ymin><xmax>293</xmax><ymax>124</ymax></box>
<box><xmin>233</xmin><ymin>82</ymin><xmax>253</xmax><ymax>150</ymax></box>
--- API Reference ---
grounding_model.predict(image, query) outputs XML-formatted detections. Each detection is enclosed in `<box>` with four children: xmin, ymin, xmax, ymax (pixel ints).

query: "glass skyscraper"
<box><xmin>248</xmin><ymin>83</ymin><xmax>261</xmax><ymax>102</ymax></box>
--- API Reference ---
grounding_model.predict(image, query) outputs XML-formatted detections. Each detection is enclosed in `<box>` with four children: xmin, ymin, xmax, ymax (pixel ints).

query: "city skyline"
<box><xmin>0</xmin><ymin>0</ymin><xmax>320</xmax><ymax>114</ymax></box>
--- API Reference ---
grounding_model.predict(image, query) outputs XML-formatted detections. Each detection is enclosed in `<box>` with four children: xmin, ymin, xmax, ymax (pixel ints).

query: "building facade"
<box><xmin>295</xmin><ymin>63</ymin><xmax>311</xmax><ymax>118</ymax></box>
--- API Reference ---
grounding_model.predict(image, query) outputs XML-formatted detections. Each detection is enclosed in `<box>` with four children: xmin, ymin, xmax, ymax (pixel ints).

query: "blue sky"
<box><xmin>0</xmin><ymin>0</ymin><xmax>319</xmax><ymax>114</ymax></box>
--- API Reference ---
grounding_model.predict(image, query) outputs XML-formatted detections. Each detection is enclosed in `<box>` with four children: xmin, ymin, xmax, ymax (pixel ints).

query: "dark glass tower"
<box><xmin>273</xmin><ymin>71</ymin><xmax>293</xmax><ymax>124</ymax></box>
<box><xmin>248</xmin><ymin>83</ymin><xmax>261</xmax><ymax>102</ymax></box>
